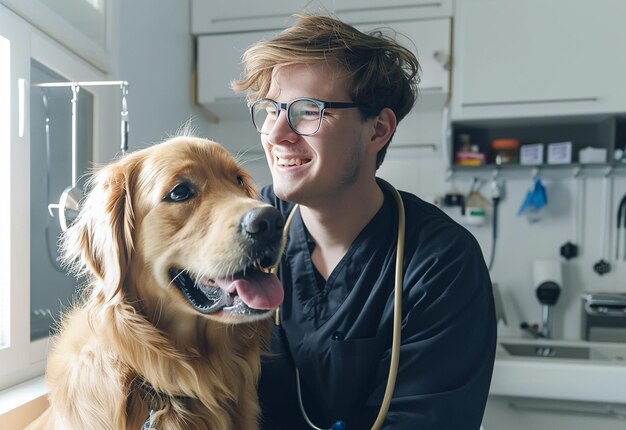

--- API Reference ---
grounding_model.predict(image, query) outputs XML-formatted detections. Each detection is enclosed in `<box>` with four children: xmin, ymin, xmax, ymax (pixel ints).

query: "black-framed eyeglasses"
<box><xmin>249</xmin><ymin>97</ymin><xmax>359</xmax><ymax>136</ymax></box>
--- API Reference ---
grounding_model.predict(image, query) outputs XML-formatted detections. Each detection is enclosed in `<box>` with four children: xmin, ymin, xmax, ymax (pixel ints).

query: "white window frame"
<box><xmin>0</xmin><ymin>0</ymin><xmax>113</xmax><ymax>72</ymax></box>
<box><xmin>0</xmin><ymin>3</ymin><xmax>117</xmax><ymax>392</ymax></box>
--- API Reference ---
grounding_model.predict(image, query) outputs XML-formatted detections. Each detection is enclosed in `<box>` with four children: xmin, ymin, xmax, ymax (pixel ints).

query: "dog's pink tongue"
<box><xmin>218</xmin><ymin>272</ymin><xmax>284</xmax><ymax>310</ymax></box>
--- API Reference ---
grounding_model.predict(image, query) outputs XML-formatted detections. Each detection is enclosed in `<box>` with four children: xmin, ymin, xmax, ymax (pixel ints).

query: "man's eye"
<box><xmin>166</xmin><ymin>183</ymin><xmax>194</xmax><ymax>202</ymax></box>
<box><xmin>301</xmin><ymin>110</ymin><xmax>319</xmax><ymax>119</ymax></box>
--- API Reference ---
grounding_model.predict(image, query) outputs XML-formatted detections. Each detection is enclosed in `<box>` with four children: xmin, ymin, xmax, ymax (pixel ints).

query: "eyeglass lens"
<box><xmin>252</xmin><ymin>99</ymin><xmax>322</xmax><ymax>135</ymax></box>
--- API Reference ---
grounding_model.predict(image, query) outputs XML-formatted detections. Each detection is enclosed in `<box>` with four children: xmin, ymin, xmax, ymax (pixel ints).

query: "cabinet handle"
<box><xmin>462</xmin><ymin>97</ymin><xmax>598</xmax><ymax>108</ymax></box>
<box><xmin>336</xmin><ymin>2</ymin><xmax>443</xmax><ymax>14</ymax></box>
<box><xmin>211</xmin><ymin>13</ymin><xmax>292</xmax><ymax>24</ymax></box>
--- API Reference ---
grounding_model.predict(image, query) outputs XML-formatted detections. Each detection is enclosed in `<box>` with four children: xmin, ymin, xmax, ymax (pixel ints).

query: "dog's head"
<box><xmin>62</xmin><ymin>137</ymin><xmax>284</xmax><ymax>324</ymax></box>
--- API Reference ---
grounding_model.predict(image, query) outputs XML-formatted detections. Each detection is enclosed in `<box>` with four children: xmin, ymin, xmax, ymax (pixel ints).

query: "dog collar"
<box><xmin>136</xmin><ymin>376</ymin><xmax>192</xmax><ymax>429</ymax></box>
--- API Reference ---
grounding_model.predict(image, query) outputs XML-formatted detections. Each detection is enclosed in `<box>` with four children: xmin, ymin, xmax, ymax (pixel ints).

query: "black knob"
<box><xmin>560</xmin><ymin>241</ymin><xmax>578</xmax><ymax>260</ymax></box>
<box><xmin>536</xmin><ymin>281</ymin><xmax>561</xmax><ymax>306</ymax></box>
<box><xmin>593</xmin><ymin>259</ymin><xmax>611</xmax><ymax>276</ymax></box>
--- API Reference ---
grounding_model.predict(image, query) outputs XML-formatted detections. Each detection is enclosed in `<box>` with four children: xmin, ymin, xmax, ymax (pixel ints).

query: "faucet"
<box><xmin>536</xmin><ymin>281</ymin><xmax>561</xmax><ymax>338</ymax></box>
<box><xmin>520</xmin><ymin>280</ymin><xmax>561</xmax><ymax>339</ymax></box>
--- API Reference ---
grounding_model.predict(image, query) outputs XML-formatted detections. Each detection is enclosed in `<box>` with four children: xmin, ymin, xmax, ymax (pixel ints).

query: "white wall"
<box><xmin>115</xmin><ymin>0</ymin><xmax>211</xmax><ymax>150</ymax></box>
<box><xmin>114</xmin><ymin>0</ymin><xmax>273</xmax><ymax>187</ymax></box>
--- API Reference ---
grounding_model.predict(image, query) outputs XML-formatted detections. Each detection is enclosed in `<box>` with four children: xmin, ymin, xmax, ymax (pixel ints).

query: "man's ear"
<box><xmin>367</xmin><ymin>107</ymin><xmax>397</xmax><ymax>155</ymax></box>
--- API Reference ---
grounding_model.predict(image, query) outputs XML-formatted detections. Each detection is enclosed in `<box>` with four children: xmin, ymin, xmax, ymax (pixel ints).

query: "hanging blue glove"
<box><xmin>518</xmin><ymin>178</ymin><xmax>547</xmax><ymax>216</ymax></box>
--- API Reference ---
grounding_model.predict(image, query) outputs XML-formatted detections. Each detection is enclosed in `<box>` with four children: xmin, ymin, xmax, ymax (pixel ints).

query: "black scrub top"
<box><xmin>258</xmin><ymin>181</ymin><xmax>496</xmax><ymax>430</ymax></box>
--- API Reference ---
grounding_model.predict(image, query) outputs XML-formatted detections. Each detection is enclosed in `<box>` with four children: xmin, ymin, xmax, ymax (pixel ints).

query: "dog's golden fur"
<box><xmin>28</xmin><ymin>137</ymin><xmax>282</xmax><ymax>430</ymax></box>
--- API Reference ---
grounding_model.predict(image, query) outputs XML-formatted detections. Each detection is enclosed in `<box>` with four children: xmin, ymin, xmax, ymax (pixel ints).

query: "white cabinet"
<box><xmin>194</xmin><ymin>0</ymin><xmax>453</xmax><ymax>145</ymax></box>
<box><xmin>190</xmin><ymin>0</ymin><xmax>453</xmax><ymax>34</ymax></box>
<box><xmin>196</xmin><ymin>30</ymin><xmax>278</xmax><ymax>119</ymax></box>
<box><xmin>333</xmin><ymin>0</ymin><xmax>452</xmax><ymax>24</ymax></box>
<box><xmin>357</xmin><ymin>19</ymin><xmax>450</xmax><ymax>95</ymax></box>
<box><xmin>358</xmin><ymin>18</ymin><xmax>451</xmax><ymax>147</ymax></box>
<box><xmin>196</xmin><ymin>17</ymin><xmax>451</xmax><ymax>131</ymax></box>
<box><xmin>191</xmin><ymin>0</ymin><xmax>311</xmax><ymax>34</ymax></box>
<box><xmin>452</xmin><ymin>0</ymin><xmax>626</xmax><ymax>120</ymax></box>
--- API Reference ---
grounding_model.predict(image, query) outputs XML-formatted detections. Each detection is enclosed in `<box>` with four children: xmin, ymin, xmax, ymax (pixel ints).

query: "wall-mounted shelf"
<box><xmin>449</xmin><ymin>163</ymin><xmax>626</xmax><ymax>181</ymax></box>
<box><xmin>449</xmin><ymin>114</ymin><xmax>626</xmax><ymax>177</ymax></box>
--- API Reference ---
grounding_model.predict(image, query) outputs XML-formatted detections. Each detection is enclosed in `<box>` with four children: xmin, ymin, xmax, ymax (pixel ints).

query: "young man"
<box><xmin>232</xmin><ymin>14</ymin><xmax>496</xmax><ymax>430</ymax></box>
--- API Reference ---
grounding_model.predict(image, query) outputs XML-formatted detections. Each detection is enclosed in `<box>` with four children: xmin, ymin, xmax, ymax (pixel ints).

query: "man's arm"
<box><xmin>371</xmin><ymin>226</ymin><xmax>496</xmax><ymax>430</ymax></box>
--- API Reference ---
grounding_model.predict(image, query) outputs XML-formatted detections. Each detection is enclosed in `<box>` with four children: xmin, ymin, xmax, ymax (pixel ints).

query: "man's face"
<box><xmin>260</xmin><ymin>62</ymin><xmax>375</xmax><ymax>206</ymax></box>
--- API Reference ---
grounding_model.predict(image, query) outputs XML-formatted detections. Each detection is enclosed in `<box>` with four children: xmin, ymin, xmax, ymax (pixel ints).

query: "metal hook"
<box><xmin>70</xmin><ymin>83</ymin><xmax>80</xmax><ymax>188</ymax></box>
<box><xmin>120</xmin><ymin>82</ymin><xmax>129</xmax><ymax>155</ymax></box>
<box><xmin>492</xmin><ymin>168</ymin><xmax>500</xmax><ymax>180</ymax></box>
<box><xmin>531</xmin><ymin>167</ymin><xmax>541</xmax><ymax>180</ymax></box>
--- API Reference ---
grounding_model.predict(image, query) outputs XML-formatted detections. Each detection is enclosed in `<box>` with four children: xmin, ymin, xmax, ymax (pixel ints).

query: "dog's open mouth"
<box><xmin>169</xmin><ymin>263</ymin><xmax>283</xmax><ymax>316</ymax></box>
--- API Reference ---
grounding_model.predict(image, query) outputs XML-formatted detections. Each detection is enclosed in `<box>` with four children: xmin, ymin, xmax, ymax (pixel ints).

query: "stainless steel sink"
<box><xmin>500</xmin><ymin>342</ymin><xmax>608</xmax><ymax>360</ymax></box>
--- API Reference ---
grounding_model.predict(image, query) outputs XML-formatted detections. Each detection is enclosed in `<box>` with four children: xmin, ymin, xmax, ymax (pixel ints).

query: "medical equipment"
<box><xmin>582</xmin><ymin>293</ymin><xmax>626</xmax><ymax>342</ymax></box>
<box><xmin>272</xmin><ymin>178</ymin><xmax>405</xmax><ymax>430</ymax></box>
<box><xmin>56</xmin><ymin>83</ymin><xmax>83</xmax><ymax>232</ymax></box>
<box><xmin>38</xmin><ymin>80</ymin><xmax>129</xmax><ymax>231</ymax></box>
<box><xmin>616</xmin><ymin>192</ymin><xmax>626</xmax><ymax>260</ymax></box>
<box><xmin>593</xmin><ymin>170</ymin><xmax>613</xmax><ymax>275</ymax></box>
<box><xmin>560</xmin><ymin>169</ymin><xmax>583</xmax><ymax>260</ymax></box>
<box><xmin>121</xmin><ymin>82</ymin><xmax>130</xmax><ymax>155</ymax></box>
<box><xmin>41</xmin><ymin>89</ymin><xmax>65</xmax><ymax>273</ymax></box>
<box><xmin>488</xmin><ymin>174</ymin><xmax>504</xmax><ymax>271</ymax></box>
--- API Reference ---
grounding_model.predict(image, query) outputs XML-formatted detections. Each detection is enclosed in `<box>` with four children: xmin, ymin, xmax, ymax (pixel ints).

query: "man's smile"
<box><xmin>276</xmin><ymin>157</ymin><xmax>311</xmax><ymax>167</ymax></box>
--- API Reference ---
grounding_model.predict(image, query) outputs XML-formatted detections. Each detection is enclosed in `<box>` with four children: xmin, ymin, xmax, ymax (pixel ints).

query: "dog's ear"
<box><xmin>61</xmin><ymin>157</ymin><xmax>137</xmax><ymax>301</ymax></box>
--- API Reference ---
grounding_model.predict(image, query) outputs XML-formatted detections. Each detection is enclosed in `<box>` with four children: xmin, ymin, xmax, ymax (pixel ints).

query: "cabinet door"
<box><xmin>359</xmin><ymin>18</ymin><xmax>451</xmax><ymax>147</ymax></box>
<box><xmin>197</xmin><ymin>30</ymin><xmax>277</xmax><ymax>118</ymax></box>
<box><xmin>334</xmin><ymin>0</ymin><xmax>452</xmax><ymax>23</ymax></box>
<box><xmin>191</xmin><ymin>0</ymin><xmax>319</xmax><ymax>34</ymax></box>
<box><xmin>452</xmin><ymin>0</ymin><xmax>626</xmax><ymax>120</ymax></box>
<box><xmin>190</xmin><ymin>0</ymin><xmax>453</xmax><ymax>34</ymax></box>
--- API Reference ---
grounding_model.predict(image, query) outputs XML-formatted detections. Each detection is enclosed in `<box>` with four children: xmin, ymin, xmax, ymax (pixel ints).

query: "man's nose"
<box><xmin>268</xmin><ymin>110</ymin><xmax>298</xmax><ymax>143</ymax></box>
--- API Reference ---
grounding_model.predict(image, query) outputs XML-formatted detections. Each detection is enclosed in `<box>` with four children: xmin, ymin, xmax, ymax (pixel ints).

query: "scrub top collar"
<box><xmin>282</xmin><ymin>189</ymin><xmax>396</xmax><ymax>329</ymax></box>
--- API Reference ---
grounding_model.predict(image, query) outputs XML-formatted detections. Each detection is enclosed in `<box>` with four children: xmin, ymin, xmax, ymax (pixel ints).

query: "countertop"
<box><xmin>491</xmin><ymin>337</ymin><xmax>626</xmax><ymax>404</ymax></box>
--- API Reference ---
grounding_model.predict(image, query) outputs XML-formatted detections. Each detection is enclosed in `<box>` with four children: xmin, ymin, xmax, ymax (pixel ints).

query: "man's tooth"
<box><xmin>276</xmin><ymin>157</ymin><xmax>306</xmax><ymax>166</ymax></box>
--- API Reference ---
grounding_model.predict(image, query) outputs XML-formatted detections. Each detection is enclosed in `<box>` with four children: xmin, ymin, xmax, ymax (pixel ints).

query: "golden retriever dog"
<box><xmin>27</xmin><ymin>137</ymin><xmax>285</xmax><ymax>430</ymax></box>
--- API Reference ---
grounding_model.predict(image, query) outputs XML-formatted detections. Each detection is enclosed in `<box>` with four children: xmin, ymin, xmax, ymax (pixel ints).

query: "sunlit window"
<box><xmin>0</xmin><ymin>34</ymin><xmax>10</xmax><ymax>349</ymax></box>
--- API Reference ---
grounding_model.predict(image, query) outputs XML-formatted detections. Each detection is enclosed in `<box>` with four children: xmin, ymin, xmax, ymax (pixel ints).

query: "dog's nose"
<box><xmin>241</xmin><ymin>206</ymin><xmax>284</xmax><ymax>242</ymax></box>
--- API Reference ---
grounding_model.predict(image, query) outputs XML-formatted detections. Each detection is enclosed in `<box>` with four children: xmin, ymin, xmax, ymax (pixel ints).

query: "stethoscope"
<box><xmin>272</xmin><ymin>178</ymin><xmax>406</xmax><ymax>430</ymax></box>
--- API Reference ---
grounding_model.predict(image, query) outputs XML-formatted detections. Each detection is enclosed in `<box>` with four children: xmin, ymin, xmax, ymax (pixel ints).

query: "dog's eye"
<box><xmin>237</xmin><ymin>175</ymin><xmax>245</xmax><ymax>188</ymax></box>
<box><xmin>166</xmin><ymin>183</ymin><xmax>194</xmax><ymax>202</ymax></box>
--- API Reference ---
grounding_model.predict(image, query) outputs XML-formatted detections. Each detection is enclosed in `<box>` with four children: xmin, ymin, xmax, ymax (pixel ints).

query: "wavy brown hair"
<box><xmin>231</xmin><ymin>14</ymin><xmax>421</xmax><ymax>168</ymax></box>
